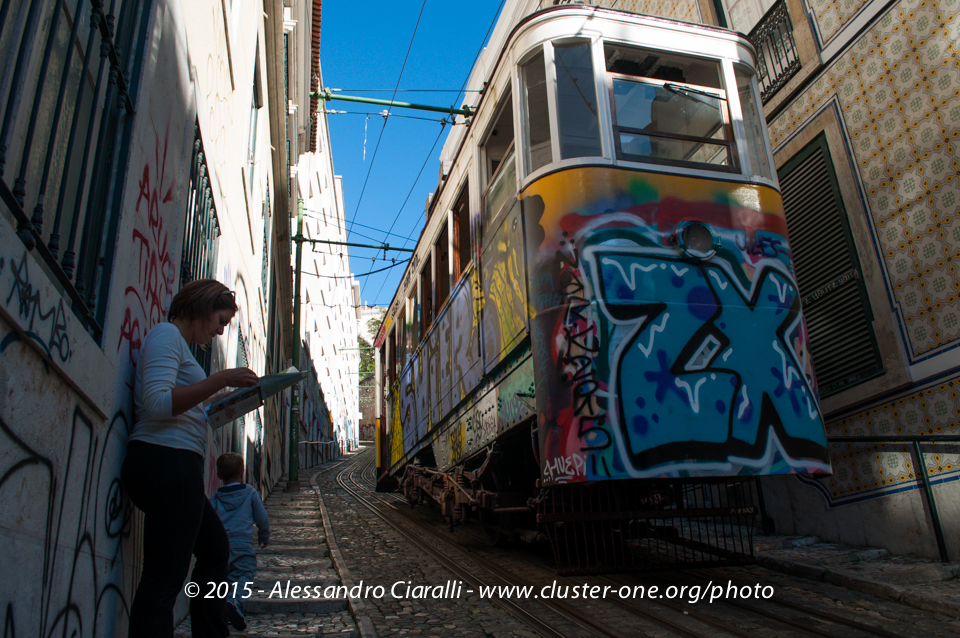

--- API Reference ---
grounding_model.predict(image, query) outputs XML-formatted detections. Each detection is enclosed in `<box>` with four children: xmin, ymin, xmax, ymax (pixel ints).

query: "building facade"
<box><xmin>286</xmin><ymin>0</ymin><xmax>363</xmax><ymax>462</ymax></box>
<box><xmin>0</xmin><ymin>0</ymin><xmax>336</xmax><ymax>634</ymax></box>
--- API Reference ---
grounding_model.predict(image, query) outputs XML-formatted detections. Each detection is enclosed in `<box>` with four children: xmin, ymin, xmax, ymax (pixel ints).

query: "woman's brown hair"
<box><xmin>168</xmin><ymin>279</ymin><xmax>238</xmax><ymax>322</ymax></box>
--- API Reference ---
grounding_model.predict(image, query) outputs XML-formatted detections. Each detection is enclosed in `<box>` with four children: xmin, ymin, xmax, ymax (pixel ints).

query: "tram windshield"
<box><xmin>605</xmin><ymin>44</ymin><xmax>736</xmax><ymax>170</ymax></box>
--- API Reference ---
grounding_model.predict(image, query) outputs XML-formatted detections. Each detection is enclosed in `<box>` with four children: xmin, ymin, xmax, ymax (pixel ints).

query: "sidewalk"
<box><xmin>175</xmin><ymin>473</ymin><xmax>359</xmax><ymax>638</ymax></box>
<box><xmin>754</xmin><ymin>535</ymin><xmax>960</xmax><ymax>619</ymax></box>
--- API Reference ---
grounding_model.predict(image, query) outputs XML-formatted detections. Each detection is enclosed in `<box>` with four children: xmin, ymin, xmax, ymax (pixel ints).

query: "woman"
<box><xmin>122</xmin><ymin>279</ymin><xmax>259</xmax><ymax>637</ymax></box>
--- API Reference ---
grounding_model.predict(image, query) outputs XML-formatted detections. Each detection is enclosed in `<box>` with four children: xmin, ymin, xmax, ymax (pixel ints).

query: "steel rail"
<box><xmin>348</xmin><ymin>450</ymin><xmax>906</xmax><ymax>638</ymax></box>
<box><xmin>341</xmin><ymin>454</ymin><xmax>735</xmax><ymax>638</ymax></box>
<box><xmin>670</xmin><ymin>570</ymin><xmax>906</xmax><ymax>638</ymax></box>
<box><xmin>333</xmin><ymin>460</ymin><xmax>597</xmax><ymax>638</ymax></box>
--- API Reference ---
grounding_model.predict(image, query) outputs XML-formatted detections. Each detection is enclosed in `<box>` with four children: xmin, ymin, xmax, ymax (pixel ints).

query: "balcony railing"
<box><xmin>749</xmin><ymin>0</ymin><xmax>802</xmax><ymax>104</ymax></box>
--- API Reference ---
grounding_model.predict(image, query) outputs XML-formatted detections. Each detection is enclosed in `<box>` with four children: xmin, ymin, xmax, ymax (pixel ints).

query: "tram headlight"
<box><xmin>673</xmin><ymin>221</ymin><xmax>720</xmax><ymax>261</ymax></box>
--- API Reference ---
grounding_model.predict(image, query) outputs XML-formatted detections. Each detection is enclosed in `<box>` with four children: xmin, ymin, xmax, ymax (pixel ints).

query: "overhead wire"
<box><xmin>320</xmin><ymin>109</ymin><xmax>468</xmax><ymax>125</ymax></box>
<box><xmin>358</xmin><ymin>123</ymin><xmax>445</xmax><ymax>299</ymax></box>
<box><xmin>335</xmin><ymin>89</ymin><xmax>484</xmax><ymax>93</ymax></box>
<box><xmin>304</xmin><ymin>259</ymin><xmax>410</xmax><ymax>280</ymax></box>
<box><xmin>345</xmin><ymin>0</ymin><xmax>428</xmax><ymax>238</ymax></box>
<box><xmin>367</xmin><ymin>0</ymin><xmax>507</xmax><ymax>306</ymax></box>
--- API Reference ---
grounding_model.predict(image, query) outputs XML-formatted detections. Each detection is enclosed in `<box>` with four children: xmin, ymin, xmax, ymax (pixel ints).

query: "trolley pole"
<box><xmin>287</xmin><ymin>197</ymin><xmax>304</xmax><ymax>492</ymax></box>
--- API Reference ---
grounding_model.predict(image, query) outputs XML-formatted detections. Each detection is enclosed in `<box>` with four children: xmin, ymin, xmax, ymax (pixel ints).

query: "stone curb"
<box><xmin>312</xmin><ymin>470</ymin><xmax>379</xmax><ymax>638</ymax></box>
<box><xmin>755</xmin><ymin>555</ymin><xmax>960</xmax><ymax>620</ymax></box>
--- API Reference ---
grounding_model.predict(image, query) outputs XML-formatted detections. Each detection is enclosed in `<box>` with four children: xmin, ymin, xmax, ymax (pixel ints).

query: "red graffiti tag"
<box><xmin>119</xmin><ymin>128</ymin><xmax>176</xmax><ymax>365</ymax></box>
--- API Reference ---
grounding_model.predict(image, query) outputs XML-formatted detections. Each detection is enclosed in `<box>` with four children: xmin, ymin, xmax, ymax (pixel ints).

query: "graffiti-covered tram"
<box><xmin>374</xmin><ymin>5</ymin><xmax>830</xmax><ymax>574</ymax></box>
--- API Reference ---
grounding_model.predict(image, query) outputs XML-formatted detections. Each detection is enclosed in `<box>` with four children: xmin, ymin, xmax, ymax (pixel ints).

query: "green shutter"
<box><xmin>778</xmin><ymin>134</ymin><xmax>883</xmax><ymax>397</ymax></box>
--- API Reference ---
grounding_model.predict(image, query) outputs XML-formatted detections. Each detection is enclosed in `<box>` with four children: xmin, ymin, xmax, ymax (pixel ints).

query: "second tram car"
<box><xmin>374</xmin><ymin>5</ymin><xmax>830</xmax><ymax>573</ymax></box>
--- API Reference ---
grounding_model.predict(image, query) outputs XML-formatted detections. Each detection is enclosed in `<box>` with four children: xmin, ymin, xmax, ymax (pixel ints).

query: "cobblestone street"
<box><xmin>168</xmin><ymin>445</ymin><xmax>960</xmax><ymax>637</ymax></box>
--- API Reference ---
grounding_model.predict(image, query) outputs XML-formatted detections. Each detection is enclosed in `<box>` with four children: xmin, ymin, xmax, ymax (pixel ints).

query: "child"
<box><xmin>209</xmin><ymin>453</ymin><xmax>270</xmax><ymax>631</ymax></box>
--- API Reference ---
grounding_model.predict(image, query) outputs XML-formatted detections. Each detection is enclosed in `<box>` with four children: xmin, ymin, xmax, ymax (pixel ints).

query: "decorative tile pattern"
<box><xmin>589</xmin><ymin>0</ymin><xmax>703</xmax><ymax>22</ymax></box>
<box><xmin>773</xmin><ymin>0</ymin><xmax>960</xmax><ymax>361</ymax></box>
<box><xmin>797</xmin><ymin>372</ymin><xmax>960</xmax><ymax>505</ymax></box>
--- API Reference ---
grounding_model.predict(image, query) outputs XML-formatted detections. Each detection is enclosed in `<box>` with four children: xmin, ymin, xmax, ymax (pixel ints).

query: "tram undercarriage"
<box><xmin>390</xmin><ymin>426</ymin><xmax>760</xmax><ymax>575</ymax></box>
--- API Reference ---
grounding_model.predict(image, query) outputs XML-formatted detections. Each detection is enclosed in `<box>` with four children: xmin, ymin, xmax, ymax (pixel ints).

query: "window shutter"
<box><xmin>779</xmin><ymin>134</ymin><xmax>883</xmax><ymax>397</ymax></box>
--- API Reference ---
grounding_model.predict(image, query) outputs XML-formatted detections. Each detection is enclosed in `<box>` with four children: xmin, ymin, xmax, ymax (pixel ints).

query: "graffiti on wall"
<box><xmin>0</xmin><ymin>252</ymin><xmax>73</xmax><ymax>365</ymax></box>
<box><xmin>120</xmin><ymin>129</ymin><xmax>176</xmax><ymax>366</ymax></box>
<box><xmin>0</xmin><ymin>404</ymin><xmax>132</xmax><ymax>637</ymax></box>
<box><xmin>523</xmin><ymin>167</ymin><xmax>831</xmax><ymax>483</ymax></box>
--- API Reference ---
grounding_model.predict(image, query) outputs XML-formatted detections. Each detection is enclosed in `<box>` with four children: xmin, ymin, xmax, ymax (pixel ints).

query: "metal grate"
<box><xmin>748</xmin><ymin>0</ymin><xmax>801</xmax><ymax>104</ymax></box>
<box><xmin>779</xmin><ymin>135</ymin><xmax>883</xmax><ymax>397</ymax></box>
<box><xmin>539</xmin><ymin>479</ymin><xmax>757</xmax><ymax>574</ymax></box>
<box><xmin>181</xmin><ymin>124</ymin><xmax>221</xmax><ymax>373</ymax></box>
<box><xmin>262</xmin><ymin>178</ymin><xmax>272</xmax><ymax>299</ymax></box>
<box><xmin>1</xmin><ymin>0</ymin><xmax>151</xmax><ymax>343</ymax></box>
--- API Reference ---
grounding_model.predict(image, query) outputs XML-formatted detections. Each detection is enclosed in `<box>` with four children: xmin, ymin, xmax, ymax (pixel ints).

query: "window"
<box><xmin>435</xmin><ymin>222</ymin><xmax>450</xmax><ymax>310</ymax></box>
<box><xmin>248</xmin><ymin>42</ymin><xmax>263</xmax><ymax>191</ymax></box>
<box><xmin>409</xmin><ymin>290</ymin><xmax>420</xmax><ymax>350</ymax></box>
<box><xmin>389</xmin><ymin>328</ymin><xmax>397</xmax><ymax>388</ymax></box>
<box><xmin>481</xmin><ymin>94</ymin><xmax>516</xmax><ymax>228</ymax></box>
<box><xmin>721</xmin><ymin>0</ymin><xmax>777</xmax><ymax>34</ymax></box>
<box><xmin>520</xmin><ymin>50</ymin><xmax>552</xmax><ymax>174</ymax></box>
<box><xmin>452</xmin><ymin>182</ymin><xmax>471</xmax><ymax>281</ymax></box>
<box><xmin>420</xmin><ymin>256</ymin><xmax>433</xmax><ymax>333</ymax></box>
<box><xmin>734</xmin><ymin>64</ymin><xmax>774</xmax><ymax>181</ymax></box>
<box><xmin>1</xmin><ymin>0</ymin><xmax>151</xmax><ymax>343</ymax></box>
<box><xmin>555</xmin><ymin>41</ymin><xmax>602</xmax><ymax>159</ymax></box>
<box><xmin>398</xmin><ymin>308</ymin><xmax>408</xmax><ymax>371</ymax></box>
<box><xmin>182</xmin><ymin>125</ymin><xmax>223</xmax><ymax>373</ymax></box>
<box><xmin>779</xmin><ymin>134</ymin><xmax>883</xmax><ymax>397</ymax></box>
<box><xmin>262</xmin><ymin>180</ymin><xmax>272</xmax><ymax>299</ymax></box>
<box><xmin>605</xmin><ymin>44</ymin><xmax>736</xmax><ymax>170</ymax></box>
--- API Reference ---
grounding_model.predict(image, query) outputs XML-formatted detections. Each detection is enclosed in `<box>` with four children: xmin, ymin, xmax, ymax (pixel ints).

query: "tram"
<box><xmin>373</xmin><ymin>5</ymin><xmax>830</xmax><ymax>574</ymax></box>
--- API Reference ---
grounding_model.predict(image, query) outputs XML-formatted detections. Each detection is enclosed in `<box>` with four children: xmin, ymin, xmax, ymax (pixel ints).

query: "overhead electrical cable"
<box><xmin>368</xmin><ymin>0</ymin><xmax>506</xmax><ymax>307</ymax></box>
<box><xmin>345</xmin><ymin>0</ymin><xmax>428</xmax><ymax>238</ymax></box>
<box><xmin>336</xmin><ymin>89</ymin><xmax>484</xmax><ymax>93</ymax></box>
<box><xmin>304</xmin><ymin>259</ymin><xmax>410</xmax><ymax>279</ymax></box>
<box><xmin>358</xmin><ymin>123</ymin><xmax>445</xmax><ymax>298</ymax></box>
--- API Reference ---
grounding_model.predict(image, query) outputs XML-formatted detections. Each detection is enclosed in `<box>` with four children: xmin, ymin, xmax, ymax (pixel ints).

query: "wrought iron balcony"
<box><xmin>748</xmin><ymin>0</ymin><xmax>802</xmax><ymax>104</ymax></box>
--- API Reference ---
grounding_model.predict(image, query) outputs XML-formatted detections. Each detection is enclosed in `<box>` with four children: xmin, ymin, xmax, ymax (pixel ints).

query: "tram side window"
<box><xmin>389</xmin><ymin>328</ymin><xmax>397</xmax><ymax>388</ymax></box>
<box><xmin>435</xmin><ymin>221</ymin><xmax>450</xmax><ymax>311</ymax></box>
<box><xmin>734</xmin><ymin>64</ymin><xmax>774</xmax><ymax>181</ymax></box>
<box><xmin>605</xmin><ymin>44</ymin><xmax>736</xmax><ymax>170</ymax></box>
<box><xmin>520</xmin><ymin>49</ymin><xmax>552</xmax><ymax>175</ymax></box>
<box><xmin>555</xmin><ymin>41</ymin><xmax>602</xmax><ymax>159</ymax></box>
<box><xmin>398</xmin><ymin>310</ymin><xmax>408</xmax><ymax>371</ymax></box>
<box><xmin>380</xmin><ymin>345</ymin><xmax>387</xmax><ymax>392</ymax></box>
<box><xmin>452</xmin><ymin>182</ymin><xmax>471</xmax><ymax>282</ymax></box>
<box><xmin>409</xmin><ymin>290</ymin><xmax>420</xmax><ymax>350</ymax></box>
<box><xmin>481</xmin><ymin>94</ymin><xmax>516</xmax><ymax>229</ymax></box>
<box><xmin>420</xmin><ymin>256</ymin><xmax>433</xmax><ymax>334</ymax></box>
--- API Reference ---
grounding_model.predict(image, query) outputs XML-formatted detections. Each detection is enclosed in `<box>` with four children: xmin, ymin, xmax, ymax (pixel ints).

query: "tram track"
<box><xmin>335</xmin><ymin>449</ymin><xmax>929</xmax><ymax>638</ymax></box>
<box><xmin>335</xmin><ymin>453</ymin><xmax>630</xmax><ymax>638</ymax></box>
<box><xmin>338</xmin><ymin>451</ymin><xmax>737</xmax><ymax>638</ymax></box>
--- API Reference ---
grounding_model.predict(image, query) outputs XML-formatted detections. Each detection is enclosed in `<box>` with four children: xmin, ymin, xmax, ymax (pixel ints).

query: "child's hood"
<box><xmin>211</xmin><ymin>483</ymin><xmax>253</xmax><ymax>511</ymax></box>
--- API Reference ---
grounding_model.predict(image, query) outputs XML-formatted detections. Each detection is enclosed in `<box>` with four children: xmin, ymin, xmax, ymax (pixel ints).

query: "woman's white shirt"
<box><xmin>131</xmin><ymin>322</ymin><xmax>208</xmax><ymax>456</ymax></box>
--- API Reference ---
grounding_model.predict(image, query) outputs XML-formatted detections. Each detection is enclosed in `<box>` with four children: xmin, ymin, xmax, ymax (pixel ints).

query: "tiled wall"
<box><xmin>771</xmin><ymin>0</ymin><xmax>960</xmax><ymax>363</ymax></box>
<box><xmin>798</xmin><ymin>371</ymin><xmax>960</xmax><ymax>505</ymax></box>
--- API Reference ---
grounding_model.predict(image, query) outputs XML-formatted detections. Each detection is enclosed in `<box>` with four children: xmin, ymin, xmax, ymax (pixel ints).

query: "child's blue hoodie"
<box><xmin>210</xmin><ymin>483</ymin><xmax>270</xmax><ymax>545</ymax></box>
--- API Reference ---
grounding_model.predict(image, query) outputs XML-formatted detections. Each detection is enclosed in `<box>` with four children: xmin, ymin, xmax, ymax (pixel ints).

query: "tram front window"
<box><xmin>606</xmin><ymin>44</ymin><xmax>736</xmax><ymax>170</ymax></box>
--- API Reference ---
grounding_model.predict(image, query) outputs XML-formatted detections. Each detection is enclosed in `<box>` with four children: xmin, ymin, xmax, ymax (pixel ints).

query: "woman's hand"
<box><xmin>171</xmin><ymin>368</ymin><xmax>259</xmax><ymax>416</ymax></box>
<box><xmin>215</xmin><ymin>367</ymin><xmax>259</xmax><ymax>389</ymax></box>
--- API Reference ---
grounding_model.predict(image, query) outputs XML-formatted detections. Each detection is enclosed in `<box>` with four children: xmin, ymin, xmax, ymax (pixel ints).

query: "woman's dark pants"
<box><xmin>122</xmin><ymin>441</ymin><xmax>229</xmax><ymax>637</ymax></box>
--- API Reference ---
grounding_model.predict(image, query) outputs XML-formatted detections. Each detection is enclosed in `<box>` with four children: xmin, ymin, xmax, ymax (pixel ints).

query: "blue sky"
<box><xmin>320</xmin><ymin>1</ymin><xmax>506</xmax><ymax>308</ymax></box>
